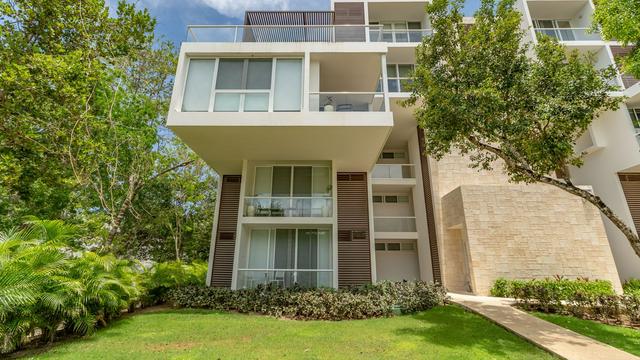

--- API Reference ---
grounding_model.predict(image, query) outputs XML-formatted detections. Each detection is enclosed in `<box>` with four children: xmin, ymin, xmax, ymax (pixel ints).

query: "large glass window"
<box><xmin>181</xmin><ymin>59</ymin><xmax>215</xmax><ymax>111</ymax></box>
<box><xmin>240</xmin><ymin>228</ymin><xmax>333</xmax><ymax>288</ymax></box>
<box><xmin>181</xmin><ymin>58</ymin><xmax>302</xmax><ymax>112</ymax></box>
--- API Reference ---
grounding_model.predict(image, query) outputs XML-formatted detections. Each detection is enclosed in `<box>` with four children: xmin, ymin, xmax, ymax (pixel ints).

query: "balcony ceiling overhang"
<box><xmin>168</xmin><ymin>112</ymin><xmax>393</xmax><ymax>175</ymax></box>
<box><xmin>367</xmin><ymin>2</ymin><xmax>428</xmax><ymax>23</ymax></box>
<box><xmin>526</xmin><ymin>0</ymin><xmax>588</xmax><ymax>19</ymax></box>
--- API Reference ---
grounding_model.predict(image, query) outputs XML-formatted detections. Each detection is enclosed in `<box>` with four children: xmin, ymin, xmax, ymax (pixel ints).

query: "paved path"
<box><xmin>448</xmin><ymin>293</ymin><xmax>638</xmax><ymax>360</ymax></box>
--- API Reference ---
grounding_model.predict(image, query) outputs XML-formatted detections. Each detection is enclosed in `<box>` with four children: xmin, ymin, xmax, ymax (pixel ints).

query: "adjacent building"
<box><xmin>167</xmin><ymin>0</ymin><xmax>640</xmax><ymax>294</ymax></box>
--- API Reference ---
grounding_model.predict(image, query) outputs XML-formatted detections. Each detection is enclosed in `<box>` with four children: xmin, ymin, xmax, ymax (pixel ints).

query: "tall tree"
<box><xmin>593</xmin><ymin>0</ymin><xmax>640</xmax><ymax>78</ymax></box>
<box><xmin>406</xmin><ymin>0</ymin><xmax>640</xmax><ymax>256</ymax></box>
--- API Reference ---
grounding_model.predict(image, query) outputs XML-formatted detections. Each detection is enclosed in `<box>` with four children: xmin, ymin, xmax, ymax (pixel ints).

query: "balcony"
<box><xmin>374</xmin><ymin>216</ymin><xmax>417</xmax><ymax>232</ymax></box>
<box><xmin>237</xmin><ymin>269</ymin><xmax>333</xmax><ymax>288</ymax></box>
<box><xmin>534</xmin><ymin>28</ymin><xmax>601</xmax><ymax>42</ymax></box>
<box><xmin>244</xmin><ymin>197</ymin><xmax>333</xmax><ymax>218</ymax></box>
<box><xmin>186</xmin><ymin>25</ymin><xmax>381</xmax><ymax>43</ymax></box>
<box><xmin>372</xmin><ymin>164</ymin><xmax>415</xmax><ymax>179</ymax></box>
<box><xmin>310</xmin><ymin>92</ymin><xmax>385</xmax><ymax>112</ymax></box>
<box><xmin>372</xmin><ymin>29</ymin><xmax>432</xmax><ymax>43</ymax></box>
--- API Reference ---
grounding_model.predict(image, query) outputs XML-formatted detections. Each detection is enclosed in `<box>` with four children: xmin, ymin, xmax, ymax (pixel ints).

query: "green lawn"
<box><xmin>31</xmin><ymin>305</ymin><xmax>553</xmax><ymax>360</ymax></box>
<box><xmin>533</xmin><ymin>312</ymin><xmax>640</xmax><ymax>356</ymax></box>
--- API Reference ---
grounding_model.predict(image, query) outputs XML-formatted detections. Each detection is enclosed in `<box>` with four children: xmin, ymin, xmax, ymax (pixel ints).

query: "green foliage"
<box><xmin>0</xmin><ymin>0</ymin><xmax>217</xmax><ymax>261</ymax></box>
<box><xmin>593</xmin><ymin>0</ymin><xmax>640</xmax><ymax>78</ymax></box>
<box><xmin>0</xmin><ymin>218</ymin><xmax>205</xmax><ymax>353</ymax></box>
<box><xmin>623</xmin><ymin>278</ymin><xmax>640</xmax><ymax>296</ymax></box>
<box><xmin>141</xmin><ymin>260</ymin><xmax>207</xmax><ymax>305</ymax></box>
<box><xmin>491</xmin><ymin>278</ymin><xmax>640</xmax><ymax>324</ymax></box>
<box><xmin>407</xmin><ymin>0</ymin><xmax>621</xmax><ymax>181</ymax></box>
<box><xmin>167</xmin><ymin>281</ymin><xmax>447</xmax><ymax>320</ymax></box>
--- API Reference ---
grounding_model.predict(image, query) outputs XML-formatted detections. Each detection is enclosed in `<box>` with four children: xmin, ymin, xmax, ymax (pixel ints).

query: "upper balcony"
<box><xmin>526</xmin><ymin>0</ymin><xmax>603</xmax><ymax>45</ymax></box>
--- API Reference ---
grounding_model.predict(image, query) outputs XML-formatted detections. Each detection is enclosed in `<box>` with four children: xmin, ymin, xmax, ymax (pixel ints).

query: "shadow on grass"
<box><xmin>395</xmin><ymin>306</ymin><xmax>548</xmax><ymax>358</ymax></box>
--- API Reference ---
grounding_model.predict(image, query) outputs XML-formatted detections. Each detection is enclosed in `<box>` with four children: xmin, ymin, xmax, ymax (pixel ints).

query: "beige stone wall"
<box><xmin>441</xmin><ymin>185</ymin><xmax>622</xmax><ymax>294</ymax></box>
<box><xmin>430</xmin><ymin>153</ymin><xmax>622</xmax><ymax>295</ymax></box>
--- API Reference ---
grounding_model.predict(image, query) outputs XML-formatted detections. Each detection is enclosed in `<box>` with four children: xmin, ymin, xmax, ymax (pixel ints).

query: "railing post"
<box><xmin>234</xmin><ymin>26</ymin><xmax>238</xmax><ymax>42</ymax></box>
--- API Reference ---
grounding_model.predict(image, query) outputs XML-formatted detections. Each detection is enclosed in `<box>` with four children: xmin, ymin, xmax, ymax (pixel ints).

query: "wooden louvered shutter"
<box><xmin>417</xmin><ymin>127</ymin><xmax>442</xmax><ymax>284</ymax></box>
<box><xmin>619</xmin><ymin>173</ymin><xmax>640</xmax><ymax>233</ymax></box>
<box><xmin>337</xmin><ymin>172</ymin><xmax>372</xmax><ymax>287</ymax></box>
<box><xmin>333</xmin><ymin>2</ymin><xmax>365</xmax><ymax>42</ymax></box>
<box><xmin>210</xmin><ymin>175</ymin><xmax>241</xmax><ymax>287</ymax></box>
<box><xmin>610</xmin><ymin>46</ymin><xmax>639</xmax><ymax>89</ymax></box>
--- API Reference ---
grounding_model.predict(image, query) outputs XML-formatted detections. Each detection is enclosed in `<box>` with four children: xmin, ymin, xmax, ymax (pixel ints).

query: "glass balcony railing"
<box><xmin>237</xmin><ymin>269</ymin><xmax>333</xmax><ymax>289</ymax></box>
<box><xmin>244</xmin><ymin>197</ymin><xmax>333</xmax><ymax>217</ymax></box>
<box><xmin>310</xmin><ymin>92</ymin><xmax>385</xmax><ymax>112</ymax></box>
<box><xmin>371</xmin><ymin>29</ymin><xmax>433</xmax><ymax>43</ymax></box>
<box><xmin>186</xmin><ymin>25</ymin><xmax>384</xmax><ymax>43</ymax></box>
<box><xmin>372</xmin><ymin>164</ymin><xmax>415</xmax><ymax>179</ymax></box>
<box><xmin>374</xmin><ymin>216</ymin><xmax>417</xmax><ymax>232</ymax></box>
<box><xmin>534</xmin><ymin>28</ymin><xmax>601</xmax><ymax>42</ymax></box>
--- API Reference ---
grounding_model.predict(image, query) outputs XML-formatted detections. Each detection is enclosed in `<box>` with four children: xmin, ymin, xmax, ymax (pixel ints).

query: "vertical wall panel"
<box><xmin>333</xmin><ymin>2</ymin><xmax>365</xmax><ymax>42</ymax></box>
<box><xmin>210</xmin><ymin>175</ymin><xmax>242</xmax><ymax>287</ymax></box>
<box><xmin>337</xmin><ymin>172</ymin><xmax>372</xmax><ymax>287</ymax></box>
<box><xmin>619</xmin><ymin>173</ymin><xmax>640</xmax><ymax>233</ymax></box>
<box><xmin>417</xmin><ymin>128</ymin><xmax>443</xmax><ymax>284</ymax></box>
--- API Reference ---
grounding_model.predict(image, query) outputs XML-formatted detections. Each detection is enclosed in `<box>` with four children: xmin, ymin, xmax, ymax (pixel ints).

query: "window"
<box><xmin>253</xmin><ymin>165</ymin><xmax>331</xmax><ymax>197</ymax></box>
<box><xmin>181</xmin><ymin>58</ymin><xmax>302</xmax><ymax>113</ymax></box>
<box><xmin>629</xmin><ymin>108</ymin><xmax>640</xmax><ymax>129</ymax></box>
<box><xmin>533</xmin><ymin>20</ymin><xmax>575</xmax><ymax>41</ymax></box>
<box><xmin>370</xmin><ymin>21</ymin><xmax>422</xmax><ymax>42</ymax></box>
<box><xmin>242</xmin><ymin>228</ymin><xmax>333</xmax><ymax>288</ymax></box>
<box><xmin>375</xmin><ymin>241</ymin><xmax>416</xmax><ymax>252</ymax></box>
<box><xmin>380</xmin><ymin>151</ymin><xmax>406</xmax><ymax>159</ymax></box>
<box><xmin>373</xmin><ymin>195</ymin><xmax>409</xmax><ymax>203</ymax></box>
<box><xmin>384</xmin><ymin>65</ymin><xmax>414</xmax><ymax>92</ymax></box>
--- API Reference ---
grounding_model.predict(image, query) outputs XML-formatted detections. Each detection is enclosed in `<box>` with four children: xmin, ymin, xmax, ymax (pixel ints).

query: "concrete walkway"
<box><xmin>449</xmin><ymin>293</ymin><xmax>638</xmax><ymax>360</ymax></box>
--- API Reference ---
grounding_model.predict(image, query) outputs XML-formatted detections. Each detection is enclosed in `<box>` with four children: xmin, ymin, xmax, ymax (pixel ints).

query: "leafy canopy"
<box><xmin>406</xmin><ymin>0</ymin><xmax>621</xmax><ymax>183</ymax></box>
<box><xmin>593</xmin><ymin>0</ymin><xmax>640</xmax><ymax>78</ymax></box>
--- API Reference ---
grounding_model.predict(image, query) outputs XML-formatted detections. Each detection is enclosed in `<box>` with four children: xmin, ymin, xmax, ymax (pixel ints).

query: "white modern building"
<box><xmin>167</xmin><ymin>0</ymin><xmax>638</xmax><ymax>294</ymax></box>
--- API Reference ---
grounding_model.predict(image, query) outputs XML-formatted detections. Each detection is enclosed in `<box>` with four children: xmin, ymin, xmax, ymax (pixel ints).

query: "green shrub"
<box><xmin>623</xmin><ymin>279</ymin><xmax>640</xmax><ymax>296</ymax></box>
<box><xmin>167</xmin><ymin>281</ymin><xmax>447</xmax><ymax>320</ymax></box>
<box><xmin>141</xmin><ymin>260</ymin><xmax>207</xmax><ymax>305</ymax></box>
<box><xmin>489</xmin><ymin>278</ymin><xmax>614</xmax><ymax>303</ymax></box>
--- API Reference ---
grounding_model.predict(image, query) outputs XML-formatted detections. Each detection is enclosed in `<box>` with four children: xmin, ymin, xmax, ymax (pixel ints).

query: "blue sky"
<box><xmin>117</xmin><ymin>0</ymin><xmax>482</xmax><ymax>45</ymax></box>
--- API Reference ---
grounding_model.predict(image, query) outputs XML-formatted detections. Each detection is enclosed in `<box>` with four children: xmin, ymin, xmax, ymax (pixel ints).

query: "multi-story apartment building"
<box><xmin>167</xmin><ymin>0</ymin><xmax>639</xmax><ymax>295</ymax></box>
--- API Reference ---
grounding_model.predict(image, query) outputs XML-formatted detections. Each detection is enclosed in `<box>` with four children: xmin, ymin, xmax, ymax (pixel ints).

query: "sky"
<box><xmin>111</xmin><ymin>0</ymin><xmax>482</xmax><ymax>45</ymax></box>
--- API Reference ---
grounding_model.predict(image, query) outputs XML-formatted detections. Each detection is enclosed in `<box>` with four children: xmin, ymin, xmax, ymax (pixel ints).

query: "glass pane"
<box><xmin>398</xmin><ymin>65</ymin><xmax>413</xmax><ymax>77</ymax></box>
<box><xmin>244</xmin><ymin>93</ymin><xmax>269</xmax><ymax>112</ymax></box>
<box><xmin>246</xmin><ymin>59</ymin><xmax>272</xmax><ymax>89</ymax></box>
<box><xmin>182</xmin><ymin>59</ymin><xmax>214</xmax><ymax>111</ymax></box>
<box><xmin>556</xmin><ymin>20</ymin><xmax>572</xmax><ymax>29</ymax></box>
<box><xmin>254</xmin><ymin>167</ymin><xmax>272</xmax><ymax>196</ymax></box>
<box><xmin>318</xmin><ymin>229</ymin><xmax>332</xmax><ymax>269</ymax></box>
<box><xmin>400</xmin><ymin>79</ymin><xmax>413</xmax><ymax>92</ymax></box>
<box><xmin>272</xmin><ymin>166</ymin><xmax>292</xmax><ymax>197</ymax></box>
<box><xmin>372</xmin><ymin>195</ymin><xmax>383</xmax><ymax>203</ymax></box>
<box><xmin>408</xmin><ymin>22</ymin><xmax>421</xmax><ymax>29</ymax></box>
<box><xmin>385</xmin><ymin>196</ymin><xmax>398</xmax><ymax>203</ymax></box>
<box><xmin>394</xmin><ymin>23</ymin><xmax>407</xmax><ymax>30</ymax></box>
<box><xmin>388</xmin><ymin>79</ymin><xmax>399</xmax><ymax>92</ymax></box>
<box><xmin>387</xmin><ymin>243</ymin><xmax>401</xmax><ymax>251</ymax></box>
<box><xmin>375</xmin><ymin>243</ymin><xmax>386</xmax><ymax>251</ymax></box>
<box><xmin>401</xmin><ymin>242</ymin><xmax>415</xmax><ymax>251</ymax></box>
<box><xmin>382</xmin><ymin>23</ymin><xmax>393</xmax><ymax>30</ymax></box>
<box><xmin>213</xmin><ymin>93</ymin><xmax>240</xmax><ymax>111</ymax></box>
<box><xmin>293</xmin><ymin>166</ymin><xmax>312</xmax><ymax>197</ymax></box>
<box><xmin>386</xmin><ymin>64</ymin><xmax>397</xmax><ymax>77</ymax></box>
<box><xmin>312</xmin><ymin>167</ymin><xmax>331</xmax><ymax>196</ymax></box>
<box><xmin>248</xmin><ymin>229</ymin><xmax>270</xmax><ymax>268</ymax></box>
<box><xmin>274</xmin><ymin>229</ymin><xmax>295</xmax><ymax>269</ymax></box>
<box><xmin>297</xmin><ymin>229</ymin><xmax>318</xmax><ymax>270</ymax></box>
<box><xmin>273</xmin><ymin>59</ymin><xmax>302</xmax><ymax>111</ymax></box>
<box><xmin>397</xmin><ymin>196</ymin><xmax>409</xmax><ymax>203</ymax></box>
<box><xmin>216</xmin><ymin>59</ymin><xmax>244</xmax><ymax>89</ymax></box>
<box><xmin>537</xmin><ymin>20</ymin><xmax>554</xmax><ymax>28</ymax></box>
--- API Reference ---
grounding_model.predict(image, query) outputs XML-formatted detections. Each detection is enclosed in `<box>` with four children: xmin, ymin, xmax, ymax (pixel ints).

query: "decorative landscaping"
<box><xmin>32</xmin><ymin>306</ymin><xmax>555</xmax><ymax>360</ymax></box>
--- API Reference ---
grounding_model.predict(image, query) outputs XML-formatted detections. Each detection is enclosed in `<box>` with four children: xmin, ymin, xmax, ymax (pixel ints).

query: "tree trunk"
<box><xmin>104</xmin><ymin>175</ymin><xmax>139</xmax><ymax>250</ymax></box>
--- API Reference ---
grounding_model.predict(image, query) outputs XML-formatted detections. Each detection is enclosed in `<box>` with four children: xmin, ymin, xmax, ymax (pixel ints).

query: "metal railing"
<box><xmin>186</xmin><ymin>24</ymin><xmax>385</xmax><ymax>43</ymax></box>
<box><xmin>374</xmin><ymin>216</ymin><xmax>417</xmax><ymax>232</ymax></box>
<box><xmin>371</xmin><ymin>164</ymin><xmax>415</xmax><ymax>179</ymax></box>
<box><xmin>244</xmin><ymin>197</ymin><xmax>333</xmax><ymax>217</ymax></box>
<box><xmin>310</xmin><ymin>92</ymin><xmax>385</xmax><ymax>112</ymax></box>
<box><xmin>372</xmin><ymin>29</ymin><xmax>433</xmax><ymax>43</ymax></box>
<box><xmin>237</xmin><ymin>269</ymin><xmax>333</xmax><ymax>289</ymax></box>
<box><xmin>534</xmin><ymin>28</ymin><xmax>601</xmax><ymax>42</ymax></box>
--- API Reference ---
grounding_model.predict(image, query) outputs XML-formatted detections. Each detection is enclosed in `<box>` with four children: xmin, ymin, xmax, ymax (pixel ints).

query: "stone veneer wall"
<box><xmin>430</xmin><ymin>153</ymin><xmax>622</xmax><ymax>295</ymax></box>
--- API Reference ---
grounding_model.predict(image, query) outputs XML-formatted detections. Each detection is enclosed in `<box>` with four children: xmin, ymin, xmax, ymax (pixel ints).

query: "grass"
<box><xmin>532</xmin><ymin>312</ymin><xmax>640</xmax><ymax>357</ymax></box>
<box><xmin>31</xmin><ymin>305</ymin><xmax>553</xmax><ymax>360</ymax></box>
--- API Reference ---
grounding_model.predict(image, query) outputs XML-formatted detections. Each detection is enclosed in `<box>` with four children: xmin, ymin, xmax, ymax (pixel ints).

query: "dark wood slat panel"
<box><xmin>337</xmin><ymin>172</ymin><xmax>371</xmax><ymax>287</ymax></box>
<box><xmin>333</xmin><ymin>2</ymin><xmax>365</xmax><ymax>42</ymax></box>
<box><xmin>610</xmin><ymin>46</ymin><xmax>640</xmax><ymax>89</ymax></box>
<box><xmin>417</xmin><ymin>127</ymin><xmax>443</xmax><ymax>284</ymax></box>
<box><xmin>210</xmin><ymin>175</ymin><xmax>241</xmax><ymax>288</ymax></box>
<box><xmin>619</xmin><ymin>172</ymin><xmax>640</xmax><ymax>233</ymax></box>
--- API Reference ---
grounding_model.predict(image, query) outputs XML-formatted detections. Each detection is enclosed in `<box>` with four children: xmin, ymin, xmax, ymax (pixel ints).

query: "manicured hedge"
<box><xmin>490</xmin><ymin>278</ymin><xmax>640</xmax><ymax>325</ymax></box>
<box><xmin>167</xmin><ymin>281</ymin><xmax>447</xmax><ymax>320</ymax></box>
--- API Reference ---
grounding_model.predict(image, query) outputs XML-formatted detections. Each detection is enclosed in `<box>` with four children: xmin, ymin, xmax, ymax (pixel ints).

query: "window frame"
<box><xmin>252</xmin><ymin>165</ymin><xmax>332</xmax><ymax>198</ymax></box>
